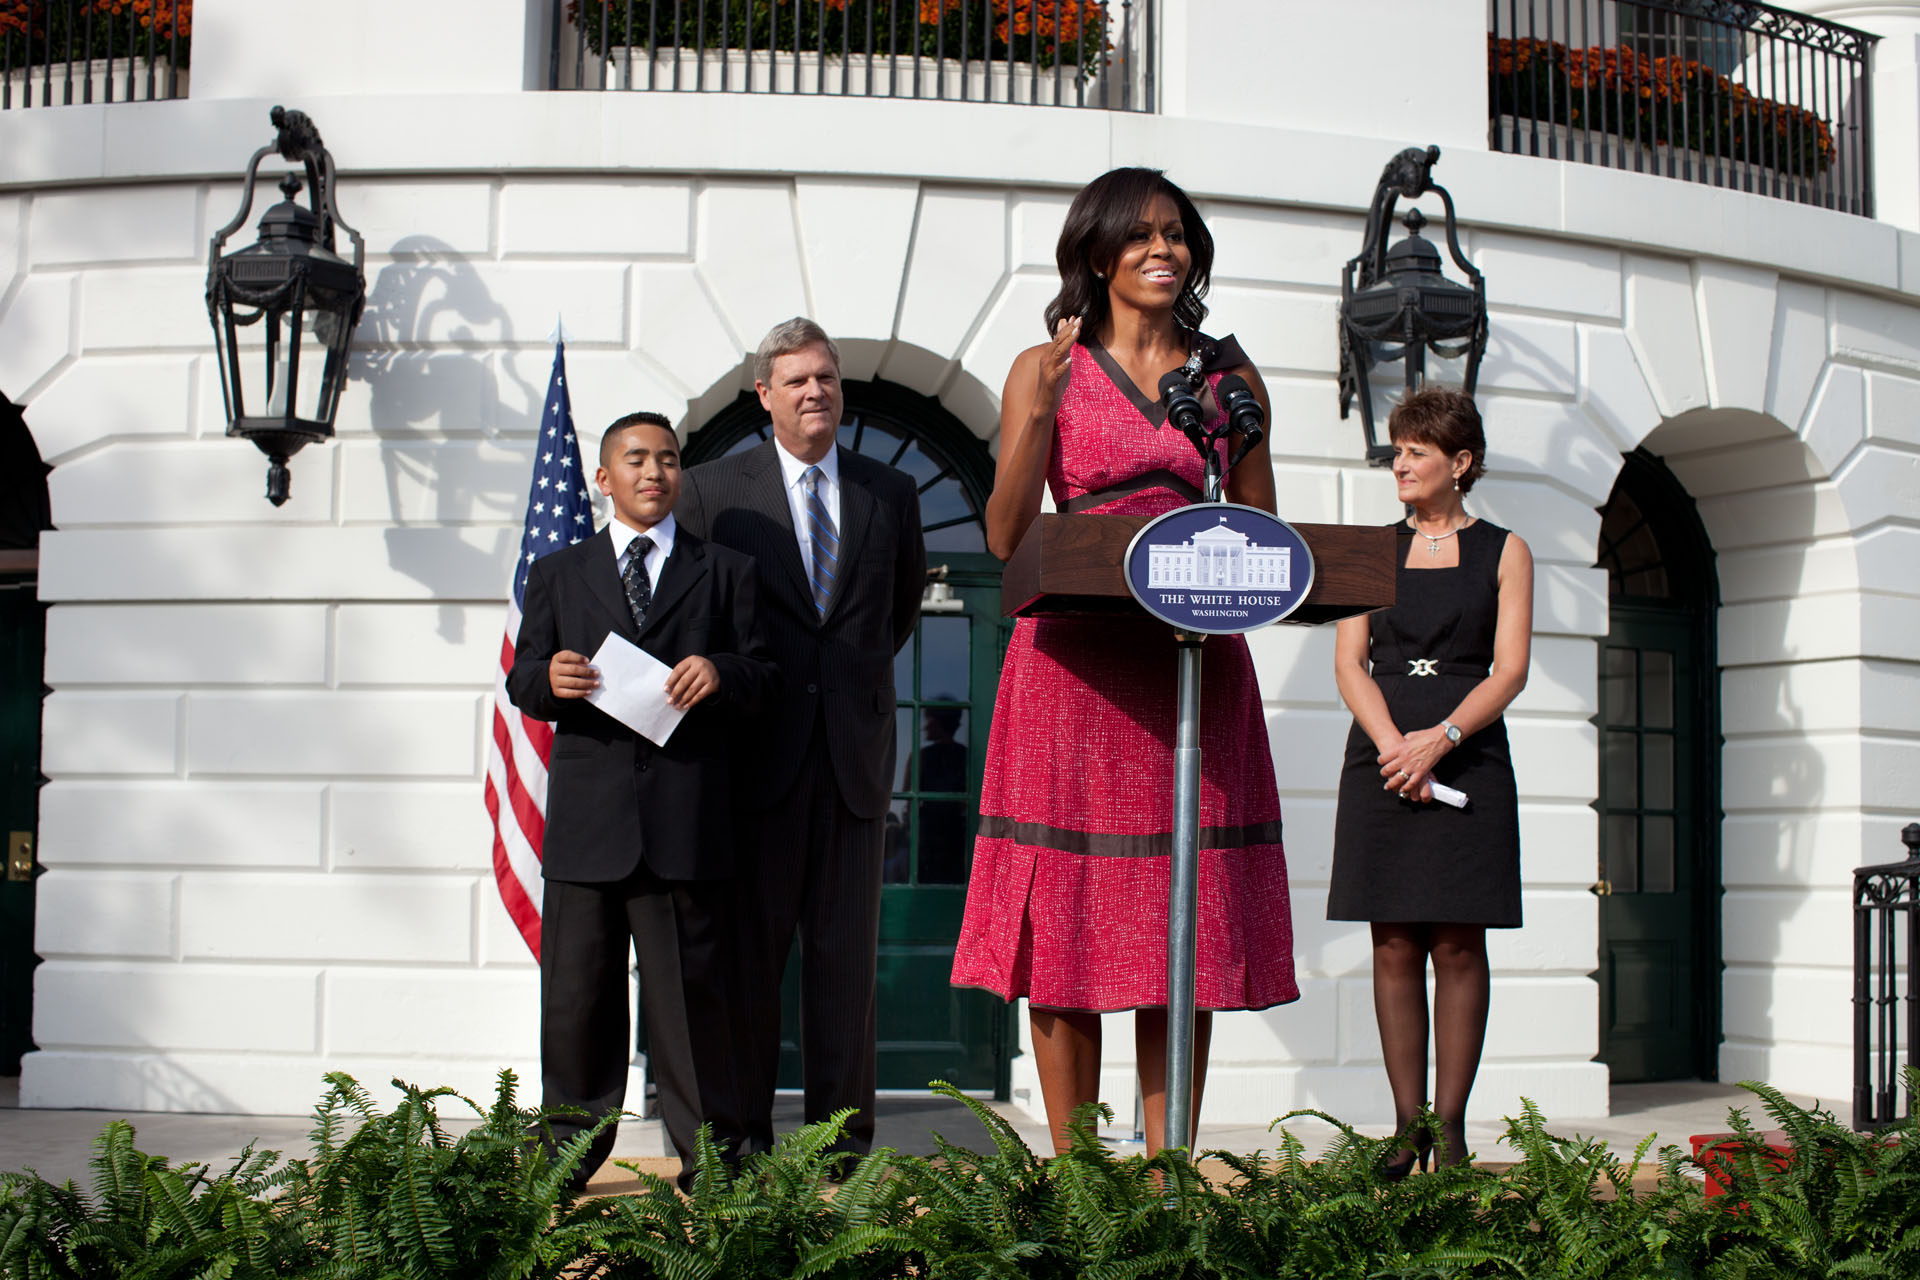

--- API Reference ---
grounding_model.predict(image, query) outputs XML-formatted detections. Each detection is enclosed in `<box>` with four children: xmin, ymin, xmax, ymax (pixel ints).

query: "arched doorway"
<box><xmin>1</xmin><ymin>391</ymin><xmax>51</xmax><ymax>1080</ymax></box>
<box><xmin>685</xmin><ymin>379</ymin><xmax>1013</xmax><ymax>1095</ymax></box>
<box><xmin>1592</xmin><ymin>448</ymin><xmax>1722</xmax><ymax>1082</ymax></box>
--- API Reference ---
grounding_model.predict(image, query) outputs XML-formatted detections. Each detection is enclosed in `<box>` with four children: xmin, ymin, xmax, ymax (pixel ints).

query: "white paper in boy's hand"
<box><xmin>584</xmin><ymin>631</ymin><xmax>687</xmax><ymax>746</ymax></box>
<box><xmin>1429</xmin><ymin>782</ymin><xmax>1469</xmax><ymax>809</ymax></box>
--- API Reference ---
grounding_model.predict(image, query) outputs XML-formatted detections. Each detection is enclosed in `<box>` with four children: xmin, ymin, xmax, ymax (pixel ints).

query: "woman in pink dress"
<box><xmin>950</xmin><ymin>168</ymin><xmax>1298</xmax><ymax>1156</ymax></box>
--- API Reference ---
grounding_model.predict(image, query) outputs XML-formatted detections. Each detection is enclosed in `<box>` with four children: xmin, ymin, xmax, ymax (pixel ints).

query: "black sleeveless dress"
<box><xmin>1327</xmin><ymin>520</ymin><xmax>1522</xmax><ymax>927</ymax></box>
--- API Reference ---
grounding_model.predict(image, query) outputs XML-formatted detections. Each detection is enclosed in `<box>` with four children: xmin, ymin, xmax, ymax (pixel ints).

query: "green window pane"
<box><xmin>1603</xmin><ymin>647</ymin><xmax>1636</xmax><ymax>726</ymax></box>
<box><xmin>1641</xmin><ymin>650</ymin><xmax>1674</xmax><ymax>729</ymax></box>
<box><xmin>1642</xmin><ymin>815</ymin><xmax>1676</xmax><ymax>894</ymax></box>
<box><xmin>1606</xmin><ymin>814</ymin><xmax>1639</xmax><ymax>894</ymax></box>
<box><xmin>917</xmin><ymin>707</ymin><xmax>969</xmax><ymax>796</ymax></box>
<box><xmin>919</xmin><ymin>476</ymin><xmax>973</xmax><ymax>527</ymax></box>
<box><xmin>916</xmin><ymin>800</ymin><xmax>969</xmax><ymax>885</ymax></box>
<box><xmin>1643</xmin><ymin>733</ymin><xmax>1675</xmax><ymax>810</ymax></box>
<box><xmin>926</xmin><ymin>521</ymin><xmax>987</xmax><ymax>553</ymax></box>
<box><xmin>894</xmin><ymin>635</ymin><xmax>914</xmax><ymax>699</ymax></box>
<box><xmin>920</xmin><ymin>615</ymin><xmax>969</xmax><ymax>703</ymax></box>
<box><xmin>894</xmin><ymin>705</ymin><xmax>915</xmax><ymax>791</ymax></box>
<box><xmin>856</xmin><ymin>421</ymin><xmax>905</xmax><ymax>461</ymax></box>
<box><xmin>882</xmin><ymin>800</ymin><xmax>912</xmax><ymax>885</ymax></box>
<box><xmin>890</xmin><ymin>442</ymin><xmax>946</xmax><ymax>487</ymax></box>
<box><xmin>1605</xmin><ymin>731</ymin><xmax>1638</xmax><ymax>808</ymax></box>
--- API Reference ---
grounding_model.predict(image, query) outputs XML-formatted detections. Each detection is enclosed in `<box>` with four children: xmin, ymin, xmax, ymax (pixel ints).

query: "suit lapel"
<box><xmin>825</xmin><ymin>448</ymin><xmax>877</xmax><ymax>621</ymax></box>
<box><xmin>743</xmin><ymin>442</ymin><xmax>813</xmax><ymax>604</ymax></box>
<box><xmin>637</xmin><ymin>533</ymin><xmax>705</xmax><ymax>642</ymax></box>
<box><xmin>576</xmin><ymin>526</ymin><xmax>639</xmax><ymax>642</ymax></box>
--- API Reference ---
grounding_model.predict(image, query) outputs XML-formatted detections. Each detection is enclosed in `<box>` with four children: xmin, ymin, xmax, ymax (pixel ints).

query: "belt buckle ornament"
<box><xmin>1408</xmin><ymin>658</ymin><xmax>1438</xmax><ymax>677</ymax></box>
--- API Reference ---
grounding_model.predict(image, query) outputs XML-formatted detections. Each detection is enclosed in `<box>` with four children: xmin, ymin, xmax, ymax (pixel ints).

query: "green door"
<box><xmin>685</xmin><ymin>382</ymin><xmax>1011</xmax><ymax>1095</ymax></box>
<box><xmin>0</xmin><ymin>570</ymin><xmax>44</xmax><ymax>1077</ymax></box>
<box><xmin>1592</xmin><ymin>450</ymin><xmax>1720</xmax><ymax>1082</ymax></box>
<box><xmin>865</xmin><ymin>558</ymin><xmax>1009</xmax><ymax>1093</ymax></box>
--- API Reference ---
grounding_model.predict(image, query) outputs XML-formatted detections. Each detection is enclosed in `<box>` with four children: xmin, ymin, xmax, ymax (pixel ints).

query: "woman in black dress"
<box><xmin>1328</xmin><ymin>387</ymin><xmax>1534</xmax><ymax>1173</ymax></box>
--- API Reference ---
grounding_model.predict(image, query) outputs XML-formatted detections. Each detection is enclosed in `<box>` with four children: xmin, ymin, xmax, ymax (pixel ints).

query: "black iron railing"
<box><xmin>1855</xmin><ymin>822</ymin><xmax>1920</xmax><ymax>1131</ymax></box>
<box><xmin>549</xmin><ymin>0</ymin><xmax>1154</xmax><ymax>111</ymax></box>
<box><xmin>1490</xmin><ymin>1</ymin><xmax>1877</xmax><ymax>217</ymax></box>
<box><xmin>1</xmin><ymin>0</ymin><xmax>189</xmax><ymax>109</ymax></box>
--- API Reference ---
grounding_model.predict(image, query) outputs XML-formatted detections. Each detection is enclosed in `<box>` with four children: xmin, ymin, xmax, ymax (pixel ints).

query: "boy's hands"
<box><xmin>665</xmin><ymin>655</ymin><xmax>719</xmax><ymax>710</ymax></box>
<box><xmin>551</xmin><ymin>648</ymin><xmax>717</xmax><ymax>710</ymax></box>
<box><xmin>549</xmin><ymin>650</ymin><xmax>598</xmax><ymax>699</ymax></box>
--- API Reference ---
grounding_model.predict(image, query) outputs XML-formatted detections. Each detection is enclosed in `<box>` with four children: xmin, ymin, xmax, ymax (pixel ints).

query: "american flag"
<box><xmin>486</xmin><ymin>340</ymin><xmax>596</xmax><ymax>958</ymax></box>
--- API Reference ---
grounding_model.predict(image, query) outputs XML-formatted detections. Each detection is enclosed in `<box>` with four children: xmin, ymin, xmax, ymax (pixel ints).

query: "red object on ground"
<box><xmin>1689</xmin><ymin>1130</ymin><xmax>1793</xmax><ymax>1199</ymax></box>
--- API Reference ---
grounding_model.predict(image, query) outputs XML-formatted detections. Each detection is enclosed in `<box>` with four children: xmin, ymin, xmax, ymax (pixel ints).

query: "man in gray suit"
<box><xmin>678</xmin><ymin>317</ymin><xmax>925</xmax><ymax>1159</ymax></box>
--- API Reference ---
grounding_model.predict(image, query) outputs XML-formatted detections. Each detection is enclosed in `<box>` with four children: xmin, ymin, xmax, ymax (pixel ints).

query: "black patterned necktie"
<box><xmin>623</xmin><ymin>536</ymin><xmax>653</xmax><ymax>630</ymax></box>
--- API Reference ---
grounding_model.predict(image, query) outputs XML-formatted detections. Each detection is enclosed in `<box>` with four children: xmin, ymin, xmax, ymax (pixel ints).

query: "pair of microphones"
<box><xmin>1157</xmin><ymin>370</ymin><xmax>1266</xmax><ymax>485</ymax></box>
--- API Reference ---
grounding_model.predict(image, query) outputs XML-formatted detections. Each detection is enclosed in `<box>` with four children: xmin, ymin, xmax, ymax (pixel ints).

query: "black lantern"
<box><xmin>206</xmin><ymin>106</ymin><xmax>366</xmax><ymax>506</ymax></box>
<box><xmin>1337</xmin><ymin>145</ymin><xmax>1488</xmax><ymax>465</ymax></box>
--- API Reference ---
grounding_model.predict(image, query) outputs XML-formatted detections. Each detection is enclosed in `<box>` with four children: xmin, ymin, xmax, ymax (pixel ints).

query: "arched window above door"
<box><xmin>1595</xmin><ymin>449</ymin><xmax>1716</xmax><ymax>609</ymax></box>
<box><xmin>684</xmin><ymin>379</ymin><xmax>992</xmax><ymax>554</ymax></box>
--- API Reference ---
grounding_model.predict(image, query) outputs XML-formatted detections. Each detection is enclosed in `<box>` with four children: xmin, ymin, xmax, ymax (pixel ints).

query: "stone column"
<box><xmin>1794</xmin><ymin>1</ymin><xmax>1920</xmax><ymax>230</ymax></box>
<box><xmin>1155</xmin><ymin>0</ymin><xmax>1491</xmax><ymax>150</ymax></box>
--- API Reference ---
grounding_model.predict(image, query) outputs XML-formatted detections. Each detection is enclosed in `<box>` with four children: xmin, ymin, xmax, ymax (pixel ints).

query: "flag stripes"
<box><xmin>484</xmin><ymin>339</ymin><xmax>596</xmax><ymax>960</ymax></box>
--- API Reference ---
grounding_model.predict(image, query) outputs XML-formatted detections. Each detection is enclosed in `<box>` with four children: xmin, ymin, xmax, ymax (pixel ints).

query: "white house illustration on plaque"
<box><xmin>1146</xmin><ymin>517</ymin><xmax>1291</xmax><ymax>589</ymax></box>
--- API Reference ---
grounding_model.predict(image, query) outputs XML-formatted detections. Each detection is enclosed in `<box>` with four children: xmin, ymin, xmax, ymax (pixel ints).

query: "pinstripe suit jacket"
<box><xmin>679</xmin><ymin>440</ymin><xmax>924</xmax><ymax>819</ymax></box>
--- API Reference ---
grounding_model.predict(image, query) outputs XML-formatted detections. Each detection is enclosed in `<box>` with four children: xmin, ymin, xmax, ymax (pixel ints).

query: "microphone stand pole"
<box><xmin>1162</xmin><ymin>422</ymin><xmax>1232</xmax><ymax>1159</ymax></box>
<box><xmin>1163</xmin><ymin>626</ymin><xmax>1204</xmax><ymax>1158</ymax></box>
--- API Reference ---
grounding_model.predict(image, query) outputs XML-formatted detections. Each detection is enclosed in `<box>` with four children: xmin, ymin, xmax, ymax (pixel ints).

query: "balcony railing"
<box><xmin>548</xmin><ymin>0</ymin><xmax>1154</xmax><ymax>111</ymax></box>
<box><xmin>2</xmin><ymin>0</ymin><xmax>189</xmax><ymax>110</ymax></box>
<box><xmin>1855</xmin><ymin>822</ymin><xmax>1920</xmax><ymax>1131</ymax></box>
<box><xmin>1490</xmin><ymin>0</ymin><xmax>1876</xmax><ymax>217</ymax></box>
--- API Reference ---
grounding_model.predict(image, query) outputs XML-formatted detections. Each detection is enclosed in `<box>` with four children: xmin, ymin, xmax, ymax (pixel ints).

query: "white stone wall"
<box><xmin>2</xmin><ymin>2</ymin><xmax>1917</xmax><ymax>1122</ymax></box>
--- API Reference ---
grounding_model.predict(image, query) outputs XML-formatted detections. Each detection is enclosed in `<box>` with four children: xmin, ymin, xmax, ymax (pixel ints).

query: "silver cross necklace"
<box><xmin>1410</xmin><ymin>515</ymin><xmax>1468</xmax><ymax>555</ymax></box>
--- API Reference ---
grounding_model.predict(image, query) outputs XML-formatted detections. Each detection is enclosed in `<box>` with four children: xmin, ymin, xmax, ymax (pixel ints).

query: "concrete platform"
<box><xmin>0</xmin><ymin>1073</ymin><xmax>1830</xmax><ymax>1192</ymax></box>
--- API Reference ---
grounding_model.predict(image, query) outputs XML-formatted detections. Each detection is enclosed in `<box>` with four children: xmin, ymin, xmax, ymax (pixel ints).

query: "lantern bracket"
<box><xmin>1336</xmin><ymin>145</ymin><xmax>1489</xmax><ymax>466</ymax></box>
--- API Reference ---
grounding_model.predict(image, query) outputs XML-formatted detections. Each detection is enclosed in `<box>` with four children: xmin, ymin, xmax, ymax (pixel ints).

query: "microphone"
<box><xmin>1215</xmin><ymin>374</ymin><xmax>1265</xmax><ymax>445</ymax></box>
<box><xmin>1216</xmin><ymin>373</ymin><xmax>1266</xmax><ymax>473</ymax></box>
<box><xmin>1158</xmin><ymin>370</ymin><xmax>1206</xmax><ymax>450</ymax></box>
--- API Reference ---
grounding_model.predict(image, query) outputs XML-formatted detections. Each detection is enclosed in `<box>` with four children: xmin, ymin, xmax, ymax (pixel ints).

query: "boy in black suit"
<box><xmin>507</xmin><ymin>411</ymin><xmax>778</xmax><ymax>1189</ymax></box>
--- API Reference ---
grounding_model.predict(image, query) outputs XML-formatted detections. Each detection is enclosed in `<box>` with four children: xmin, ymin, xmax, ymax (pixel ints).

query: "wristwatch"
<box><xmin>1441</xmin><ymin>720</ymin><xmax>1462</xmax><ymax>745</ymax></box>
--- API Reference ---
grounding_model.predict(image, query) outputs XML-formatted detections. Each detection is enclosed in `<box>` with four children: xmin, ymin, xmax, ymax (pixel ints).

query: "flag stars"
<box><xmin>542</xmin><ymin>452</ymin><xmax>553</xmax><ymax>465</ymax></box>
<box><xmin>548</xmin><ymin>530</ymin><xmax>560</xmax><ymax>542</ymax></box>
<box><xmin>538</xmin><ymin>476</ymin><xmax>550</xmax><ymax>489</ymax></box>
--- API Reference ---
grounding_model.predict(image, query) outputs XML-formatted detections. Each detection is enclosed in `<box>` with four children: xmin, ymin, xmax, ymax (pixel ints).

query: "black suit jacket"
<box><xmin>678</xmin><ymin>442</ymin><xmax>924</xmax><ymax>819</ymax></box>
<box><xmin>505</xmin><ymin>525</ymin><xmax>779</xmax><ymax>883</ymax></box>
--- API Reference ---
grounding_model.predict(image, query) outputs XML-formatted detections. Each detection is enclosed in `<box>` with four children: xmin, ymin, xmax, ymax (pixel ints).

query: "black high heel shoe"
<box><xmin>1381</xmin><ymin>1134</ymin><xmax>1433</xmax><ymax>1182</ymax></box>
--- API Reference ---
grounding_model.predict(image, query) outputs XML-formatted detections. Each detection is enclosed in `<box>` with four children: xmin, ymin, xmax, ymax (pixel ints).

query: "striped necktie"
<box><xmin>802</xmin><ymin>465</ymin><xmax>837</xmax><ymax>618</ymax></box>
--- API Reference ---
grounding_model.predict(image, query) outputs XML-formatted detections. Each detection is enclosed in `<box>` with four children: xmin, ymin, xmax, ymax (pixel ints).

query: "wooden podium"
<box><xmin>1001</xmin><ymin>512</ymin><xmax>1397</xmax><ymax>622</ymax></box>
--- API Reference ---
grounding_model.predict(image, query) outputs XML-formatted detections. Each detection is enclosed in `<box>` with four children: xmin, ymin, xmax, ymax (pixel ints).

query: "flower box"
<box><xmin>1495</xmin><ymin>114</ymin><xmax>1836</xmax><ymax>207</ymax></box>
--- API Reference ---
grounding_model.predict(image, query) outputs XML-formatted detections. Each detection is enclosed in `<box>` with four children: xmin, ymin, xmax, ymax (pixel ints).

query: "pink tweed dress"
<box><xmin>949</xmin><ymin>341</ymin><xmax>1299</xmax><ymax>1012</ymax></box>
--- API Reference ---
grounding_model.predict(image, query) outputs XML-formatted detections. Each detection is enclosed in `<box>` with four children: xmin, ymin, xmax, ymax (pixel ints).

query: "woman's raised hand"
<box><xmin>1034</xmin><ymin>316</ymin><xmax>1081</xmax><ymax>422</ymax></box>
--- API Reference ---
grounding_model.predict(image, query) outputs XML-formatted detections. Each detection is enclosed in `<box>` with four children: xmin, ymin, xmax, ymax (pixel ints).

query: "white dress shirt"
<box><xmin>608</xmin><ymin>510</ymin><xmax>676</xmax><ymax>593</ymax></box>
<box><xmin>772</xmin><ymin>438</ymin><xmax>842</xmax><ymax>587</ymax></box>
